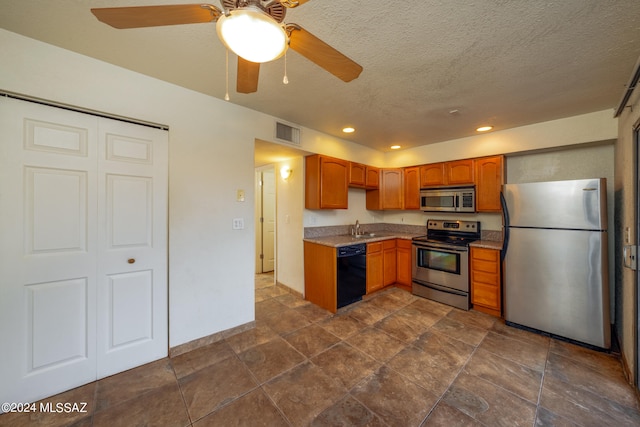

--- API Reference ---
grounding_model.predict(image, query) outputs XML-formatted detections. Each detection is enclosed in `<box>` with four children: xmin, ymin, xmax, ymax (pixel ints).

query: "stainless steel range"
<box><xmin>412</xmin><ymin>219</ymin><xmax>481</xmax><ymax>310</ymax></box>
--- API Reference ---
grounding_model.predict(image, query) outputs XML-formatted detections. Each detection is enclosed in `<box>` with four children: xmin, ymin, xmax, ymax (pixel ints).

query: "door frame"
<box><xmin>255</xmin><ymin>165</ymin><xmax>276</xmax><ymax>274</ymax></box>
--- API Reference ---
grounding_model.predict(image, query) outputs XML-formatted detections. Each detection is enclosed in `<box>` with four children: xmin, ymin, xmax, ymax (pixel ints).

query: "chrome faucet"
<box><xmin>355</xmin><ymin>220</ymin><xmax>360</xmax><ymax>236</ymax></box>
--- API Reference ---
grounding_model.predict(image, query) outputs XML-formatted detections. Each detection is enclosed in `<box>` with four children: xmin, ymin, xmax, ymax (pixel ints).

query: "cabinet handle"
<box><xmin>128</xmin><ymin>258</ymin><xmax>135</xmax><ymax>264</ymax></box>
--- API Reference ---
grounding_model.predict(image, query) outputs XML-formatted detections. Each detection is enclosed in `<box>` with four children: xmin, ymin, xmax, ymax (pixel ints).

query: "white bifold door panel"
<box><xmin>0</xmin><ymin>97</ymin><xmax>168</xmax><ymax>406</ymax></box>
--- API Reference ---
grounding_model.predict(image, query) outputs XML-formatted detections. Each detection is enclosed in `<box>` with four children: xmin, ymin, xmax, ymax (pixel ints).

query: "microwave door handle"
<box><xmin>455</xmin><ymin>194</ymin><xmax>460</xmax><ymax>210</ymax></box>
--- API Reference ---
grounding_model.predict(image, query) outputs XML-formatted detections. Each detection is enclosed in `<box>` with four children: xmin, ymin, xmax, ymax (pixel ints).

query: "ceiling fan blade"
<box><xmin>287</xmin><ymin>25</ymin><xmax>363</xmax><ymax>82</ymax></box>
<box><xmin>281</xmin><ymin>0</ymin><xmax>311</xmax><ymax>8</ymax></box>
<box><xmin>237</xmin><ymin>57</ymin><xmax>260</xmax><ymax>94</ymax></box>
<box><xmin>91</xmin><ymin>4</ymin><xmax>221</xmax><ymax>29</ymax></box>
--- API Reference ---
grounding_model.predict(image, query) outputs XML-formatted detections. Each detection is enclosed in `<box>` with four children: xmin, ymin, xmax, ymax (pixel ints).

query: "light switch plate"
<box><xmin>232</xmin><ymin>218</ymin><xmax>244</xmax><ymax>230</ymax></box>
<box><xmin>237</xmin><ymin>189</ymin><xmax>245</xmax><ymax>202</ymax></box>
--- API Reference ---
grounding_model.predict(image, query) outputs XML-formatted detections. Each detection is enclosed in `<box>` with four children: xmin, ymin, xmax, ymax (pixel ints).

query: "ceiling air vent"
<box><xmin>275</xmin><ymin>121</ymin><xmax>301</xmax><ymax>145</ymax></box>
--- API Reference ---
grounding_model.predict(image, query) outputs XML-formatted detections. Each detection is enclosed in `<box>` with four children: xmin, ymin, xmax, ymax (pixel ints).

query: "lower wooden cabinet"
<box><xmin>470</xmin><ymin>246</ymin><xmax>501</xmax><ymax>317</ymax></box>
<box><xmin>366</xmin><ymin>242</ymin><xmax>384</xmax><ymax>294</ymax></box>
<box><xmin>396</xmin><ymin>239</ymin><xmax>413</xmax><ymax>291</ymax></box>
<box><xmin>383</xmin><ymin>239</ymin><xmax>397</xmax><ymax>286</ymax></box>
<box><xmin>303</xmin><ymin>241</ymin><xmax>337</xmax><ymax>313</ymax></box>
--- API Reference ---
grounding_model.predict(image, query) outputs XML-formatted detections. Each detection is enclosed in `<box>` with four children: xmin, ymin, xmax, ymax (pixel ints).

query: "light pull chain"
<box><xmin>283</xmin><ymin>50</ymin><xmax>289</xmax><ymax>85</ymax></box>
<box><xmin>224</xmin><ymin>48</ymin><xmax>230</xmax><ymax>101</ymax></box>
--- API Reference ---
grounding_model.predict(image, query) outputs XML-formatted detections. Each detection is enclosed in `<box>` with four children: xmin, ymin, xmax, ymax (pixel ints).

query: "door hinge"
<box><xmin>624</xmin><ymin>245</ymin><xmax>637</xmax><ymax>270</ymax></box>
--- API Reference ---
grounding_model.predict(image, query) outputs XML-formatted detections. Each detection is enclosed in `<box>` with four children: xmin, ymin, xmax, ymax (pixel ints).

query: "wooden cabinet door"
<box><xmin>470</xmin><ymin>247</ymin><xmax>501</xmax><ymax>317</ymax></box>
<box><xmin>381</xmin><ymin>169</ymin><xmax>403</xmax><ymax>209</ymax></box>
<box><xmin>305</xmin><ymin>155</ymin><xmax>348</xmax><ymax>209</ymax></box>
<box><xmin>396</xmin><ymin>239</ymin><xmax>413</xmax><ymax>288</ymax></box>
<box><xmin>365</xmin><ymin>166</ymin><xmax>380</xmax><ymax>189</ymax></box>
<box><xmin>349</xmin><ymin>162</ymin><xmax>366</xmax><ymax>188</ymax></box>
<box><xmin>475</xmin><ymin>155</ymin><xmax>504</xmax><ymax>212</ymax></box>
<box><xmin>383</xmin><ymin>240</ymin><xmax>397</xmax><ymax>286</ymax></box>
<box><xmin>366</xmin><ymin>242</ymin><xmax>384</xmax><ymax>294</ymax></box>
<box><xmin>446</xmin><ymin>159</ymin><xmax>474</xmax><ymax>185</ymax></box>
<box><xmin>403</xmin><ymin>167</ymin><xmax>420</xmax><ymax>210</ymax></box>
<box><xmin>420</xmin><ymin>163</ymin><xmax>445</xmax><ymax>187</ymax></box>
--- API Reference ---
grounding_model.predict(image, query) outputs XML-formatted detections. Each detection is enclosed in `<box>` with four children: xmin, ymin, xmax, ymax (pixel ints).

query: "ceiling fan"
<box><xmin>91</xmin><ymin>0</ymin><xmax>363</xmax><ymax>94</ymax></box>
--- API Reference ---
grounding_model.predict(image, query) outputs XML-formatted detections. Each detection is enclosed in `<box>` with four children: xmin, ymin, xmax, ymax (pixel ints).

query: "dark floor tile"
<box><xmin>423</xmin><ymin>401</ymin><xmax>484</xmax><ymax>426</ymax></box>
<box><xmin>446</xmin><ymin>308</ymin><xmax>497</xmax><ymax>330</ymax></box>
<box><xmin>535</xmin><ymin>407</ymin><xmax>581</xmax><ymax>427</ymax></box>
<box><xmin>431</xmin><ymin>316</ymin><xmax>488</xmax><ymax>347</ymax></box>
<box><xmin>373</xmin><ymin>311</ymin><xmax>425</xmax><ymax>344</ymax></box>
<box><xmin>540</xmin><ymin>370</ymin><xmax>640</xmax><ymax>426</ymax></box>
<box><xmin>384</xmin><ymin>287</ymin><xmax>417</xmax><ymax>305</ymax></box>
<box><xmin>549</xmin><ymin>338</ymin><xmax>624</xmax><ymax>377</ymax></box>
<box><xmin>545</xmin><ymin>351</ymin><xmax>639</xmax><ymax>410</ymax></box>
<box><xmin>238</xmin><ymin>337</ymin><xmax>305</xmax><ymax>384</ymax></box>
<box><xmin>261</xmin><ymin>308</ymin><xmax>311</xmax><ymax>335</ymax></box>
<box><xmin>193</xmin><ymin>388</ymin><xmax>289</xmax><ymax>427</ymax></box>
<box><xmin>346</xmin><ymin>327</ymin><xmax>406</xmax><ymax>362</ymax></box>
<box><xmin>464</xmin><ymin>347</ymin><xmax>543</xmax><ymax>403</ymax></box>
<box><xmin>351</xmin><ymin>365</ymin><xmax>438</xmax><ymax>427</ymax></box>
<box><xmin>93</xmin><ymin>382</ymin><xmax>189</xmax><ymax>427</ymax></box>
<box><xmin>294</xmin><ymin>302</ymin><xmax>333</xmax><ymax>323</ymax></box>
<box><xmin>479</xmin><ymin>331</ymin><xmax>548</xmax><ymax>372</ymax></box>
<box><xmin>408</xmin><ymin>296</ymin><xmax>453</xmax><ymax>318</ymax></box>
<box><xmin>275</xmin><ymin>292</ymin><xmax>310</xmax><ymax>308</ymax></box>
<box><xmin>311</xmin><ymin>394</ymin><xmax>386</xmax><ymax>427</ymax></box>
<box><xmin>255</xmin><ymin>285</ymin><xmax>289</xmax><ymax>303</ymax></box>
<box><xmin>0</xmin><ymin>382</ymin><xmax>96</xmax><ymax>427</ymax></box>
<box><xmin>179</xmin><ymin>356</ymin><xmax>257</xmax><ymax>422</ymax></box>
<box><xmin>366</xmin><ymin>292</ymin><xmax>410</xmax><ymax>313</ymax></box>
<box><xmin>319</xmin><ymin>314</ymin><xmax>367</xmax><ymax>339</ymax></box>
<box><xmin>263</xmin><ymin>361</ymin><xmax>347</xmax><ymax>426</ymax></box>
<box><xmin>255</xmin><ymin>298</ymin><xmax>287</xmax><ymax>320</ymax></box>
<box><xmin>311</xmin><ymin>342</ymin><xmax>380</xmax><ymax>390</ymax></box>
<box><xmin>444</xmin><ymin>371</ymin><xmax>537</xmax><ymax>427</ymax></box>
<box><xmin>284</xmin><ymin>323</ymin><xmax>341</xmax><ymax>358</ymax></box>
<box><xmin>95</xmin><ymin>358</ymin><xmax>176</xmax><ymax>411</ymax></box>
<box><xmin>225</xmin><ymin>324</ymin><xmax>280</xmax><ymax>354</ymax></box>
<box><xmin>388</xmin><ymin>332</ymin><xmax>473</xmax><ymax>396</ymax></box>
<box><xmin>345</xmin><ymin>302</ymin><xmax>391</xmax><ymax>326</ymax></box>
<box><xmin>491</xmin><ymin>320</ymin><xmax>551</xmax><ymax>347</ymax></box>
<box><xmin>171</xmin><ymin>339</ymin><xmax>235</xmax><ymax>379</ymax></box>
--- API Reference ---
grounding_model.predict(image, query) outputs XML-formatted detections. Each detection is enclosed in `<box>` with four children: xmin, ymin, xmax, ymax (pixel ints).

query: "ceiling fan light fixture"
<box><xmin>216</xmin><ymin>6</ymin><xmax>288</xmax><ymax>63</ymax></box>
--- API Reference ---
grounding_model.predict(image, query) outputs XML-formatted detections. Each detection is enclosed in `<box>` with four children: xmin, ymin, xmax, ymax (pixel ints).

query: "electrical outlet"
<box><xmin>232</xmin><ymin>218</ymin><xmax>244</xmax><ymax>230</ymax></box>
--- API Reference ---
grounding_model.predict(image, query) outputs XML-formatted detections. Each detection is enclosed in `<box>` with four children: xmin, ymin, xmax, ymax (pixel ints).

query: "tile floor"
<box><xmin>3</xmin><ymin>272</ymin><xmax>640</xmax><ymax>426</ymax></box>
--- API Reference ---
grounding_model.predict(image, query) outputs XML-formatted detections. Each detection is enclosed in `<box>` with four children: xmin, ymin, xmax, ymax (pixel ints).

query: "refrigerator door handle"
<box><xmin>500</xmin><ymin>191</ymin><xmax>510</xmax><ymax>261</ymax></box>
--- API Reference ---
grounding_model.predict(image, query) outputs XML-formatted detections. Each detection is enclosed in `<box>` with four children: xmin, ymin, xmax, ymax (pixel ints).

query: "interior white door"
<box><xmin>0</xmin><ymin>97</ymin><xmax>168</xmax><ymax>405</ymax></box>
<box><xmin>0</xmin><ymin>98</ymin><xmax>99</xmax><ymax>404</ymax></box>
<box><xmin>96</xmin><ymin>117</ymin><xmax>168</xmax><ymax>378</ymax></box>
<box><xmin>262</xmin><ymin>169</ymin><xmax>276</xmax><ymax>273</ymax></box>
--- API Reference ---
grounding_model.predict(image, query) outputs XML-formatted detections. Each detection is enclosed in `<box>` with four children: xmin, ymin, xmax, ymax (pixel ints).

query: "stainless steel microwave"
<box><xmin>420</xmin><ymin>187</ymin><xmax>475</xmax><ymax>212</ymax></box>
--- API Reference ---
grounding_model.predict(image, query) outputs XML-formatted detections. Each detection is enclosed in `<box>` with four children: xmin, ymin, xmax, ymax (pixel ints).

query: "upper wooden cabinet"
<box><xmin>446</xmin><ymin>159</ymin><xmax>475</xmax><ymax>185</ymax></box>
<box><xmin>420</xmin><ymin>159</ymin><xmax>474</xmax><ymax>187</ymax></box>
<box><xmin>366</xmin><ymin>168</ymin><xmax>403</xmax><ymax>210</ymax></box>
<box><xmin>475</xmin><ymin>155</ymin><xmax>504</xmax><ymax>212</ymax></box>
<box><xmin>305</xmin><ymin>154</ymin><xmax>349</xmax><ymax>209</ymax></box>
<box><xmin>403</xmin><ymin>166</ymin><xmax>420</xmax><ymax>210</ymax></box>
<box><xmin>349</xmin><ymin>162</ymin><xmax>379</xmax><ymax>189</ymax></box>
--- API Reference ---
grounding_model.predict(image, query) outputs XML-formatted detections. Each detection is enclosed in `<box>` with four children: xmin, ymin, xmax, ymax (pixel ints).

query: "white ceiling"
<box><xmin>2</xmin><ymin>0</ymin><xmax>640</xmax><ymax>154</ymax></box>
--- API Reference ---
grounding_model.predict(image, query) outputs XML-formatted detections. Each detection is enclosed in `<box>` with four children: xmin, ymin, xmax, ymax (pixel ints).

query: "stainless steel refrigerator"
<box><xmin>502</xmin><ymin>178</ymin><xmax>610</xmax><ymax>349</ymax></box>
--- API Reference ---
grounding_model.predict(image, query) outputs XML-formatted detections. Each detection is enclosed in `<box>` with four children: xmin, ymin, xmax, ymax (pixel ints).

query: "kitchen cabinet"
<box><xmin>303</xmin><ymin>241</ymin><xmax>337</xmax><ymax>312</ymax></box>
<box><xmin>366</xmin><ymin>168</ymin><xmax>403</xmax><ymax>210</ymax></box>
<box><xmin>366</xmin><ymin>242</ymin><xmax>384</xmax><ymax>294</ymax></box>
<box><xmin>403</xmin><ymin>166</ymin><xmax>420</xmax><ymax>210</ymax></box>
<box><xmin>383</xmin><ymin>239</ymin><xmax>397</xmax><ymax>286</ymax></box>
<box><xmin>470</xmin><ymin>247</ymin><xmax>501</xmax><ymax>317</ymax></box>
<box><xmin>305</xmin><ymin>154</ymin><xmax>349</xmax><ymax>209</ymax></box>
<box><xmin>475</xmin><ymin>155</ymin><xmax>504</xmax><ymax>212</ymax></box>
<box><xmin>419</xmin><ymin>159</ymin><xmax>474</xmax><ymax>187</ymax></box>
<box><xmin>349</xmin><ymin>162</ymin><xmax>380</xmax><ymax>189</ymax></box>
<box><xmin>396</xmin><ymin>239</ymin><xmax>413</xmax><ymax>291</ymax></box>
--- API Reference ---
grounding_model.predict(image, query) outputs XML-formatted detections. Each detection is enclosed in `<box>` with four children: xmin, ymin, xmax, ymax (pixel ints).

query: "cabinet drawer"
<box><xmin>472</xmin><ymin>282</ymin><xmax>500</xmax><ymax>308</ymax></box>
<box><xmin>472</xmin><ymin>259</ymin><xmax>499</xmax><ymax>274</ymax></box>
<box><xmin>397</xmin><ymin>239</ymin><xmax>412</xmax><ymax>250</ymax></box>
<box><xmin>472</xmin><ymin>247</ymin><xmax>499</xmax><ymax>262</ymax></box>
<box><xmin>367</xmin><ymin>242</ymin><xmax>383</xmax><ymax>253</ymax></box>
<box><xmin>473</xmin><ymin>271</ymin><xmax>499</xmax><ymax>286</ymax></box>
<box><xmin>383</xmin><ymin>239</ymin><xmax>396</xmax><ymax>250</ymax></box>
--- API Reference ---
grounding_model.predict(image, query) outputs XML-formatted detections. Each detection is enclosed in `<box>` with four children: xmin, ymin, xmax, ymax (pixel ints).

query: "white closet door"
<box><xmin>0</xmin><ymin>98</ymin><xmax>99</xmax><ymax>404</ymax></box>
<box><xmin>96</xmin><ymin>117</ymin><xmax>168</xmax><ymax>378</ymax></box>
<box><xmin>0</xmin><ymin>97</ymin><xmax>168</xmax><ymax>405</ymax></box>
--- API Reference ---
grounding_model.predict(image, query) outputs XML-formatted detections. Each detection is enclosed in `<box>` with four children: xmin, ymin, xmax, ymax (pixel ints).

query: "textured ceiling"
<box><xmin>1</xmin><ymin>0</ymin><xmax>640</xmax><ymax>153</ymax></box>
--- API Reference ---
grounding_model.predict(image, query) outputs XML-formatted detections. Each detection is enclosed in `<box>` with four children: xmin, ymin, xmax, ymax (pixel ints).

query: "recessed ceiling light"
<box><xmin>476</xmin><ymin>126</ymin><xmax>493</xmax><ymax>132</ymax></box>
<box><xmin>390</xmin><ymin>145</ymin><xmax>401</xmax><ymax>150</ymax></box>
<box><xmin>342</xmin><ymin>127</ymin><xmax>355</xmax><ymax>133</ymax></box>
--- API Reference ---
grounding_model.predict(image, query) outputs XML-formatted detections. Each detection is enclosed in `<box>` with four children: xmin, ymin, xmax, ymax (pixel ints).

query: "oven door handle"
<box><xmin>412</xmin><ymin>280</ymin><xmax>467</xmax><ymax>297</ymax></box>
<box><xmin>412</xmin><ymin>243</ymin><xmax>468</xmax><ymax>253</ymax></box>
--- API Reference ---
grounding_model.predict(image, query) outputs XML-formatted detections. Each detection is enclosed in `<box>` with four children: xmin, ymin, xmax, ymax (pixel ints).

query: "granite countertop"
<box><xmin>304</xmin><ymin>232</ymin><xmax>423</xmax><ymax>248</ymax></box>
<box><xmin>469</xmin><ymin>239</ymin><xmax>503</xmax><ymax>250</ymax></box>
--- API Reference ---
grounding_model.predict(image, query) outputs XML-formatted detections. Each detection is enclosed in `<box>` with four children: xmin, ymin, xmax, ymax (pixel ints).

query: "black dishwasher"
<box><xmin>337</xmin><ymin>244</ymin><xmax>367</xmax><ymax>309</ymax></box>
